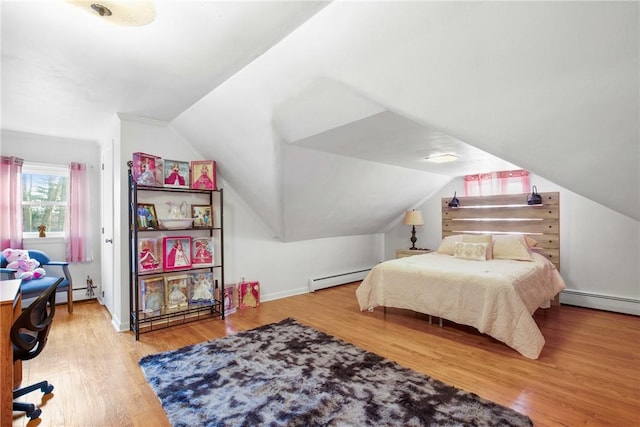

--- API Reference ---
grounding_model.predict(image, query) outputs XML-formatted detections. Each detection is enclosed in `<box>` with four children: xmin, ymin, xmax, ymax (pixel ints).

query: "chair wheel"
<box><xmin>26</xmin><ymin>407</ymin><xmax>41</xmax><ymax>420</ymax></box>
<box><xmin>42</xmin><ymin>384</ymin><xmax>54</xmax><ymax>394</ymax></box>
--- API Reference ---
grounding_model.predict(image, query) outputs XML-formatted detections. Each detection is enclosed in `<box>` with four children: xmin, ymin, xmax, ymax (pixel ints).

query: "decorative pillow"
<box><xmin>453</xmin><ymin>242</ymin><xmax>488</xmax><ymax>261</ymax></box>
<box><xmin>463</xmin><ymin>234</ymin><xmax>493</xmax><ymax>259</ymax></box>
<box><xmin>524</xmin><ymin>235</ymin><xmax>539</xmax><ymax>248</ymax></box>
<box><xmin>437</xmin><ymin>235</ymin><xmax>463</xmax><ymax>255</ymax></box>
<box><xmin>492</xmin><ymin>235</ymin><xmax>534</xmax><ymax>261</ymax></box>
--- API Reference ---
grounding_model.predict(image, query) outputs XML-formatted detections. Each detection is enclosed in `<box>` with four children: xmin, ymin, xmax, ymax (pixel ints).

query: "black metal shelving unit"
<box><xmin>127</xmin><ymin>161</ymin><xmax>224</xmax><ymax>340</ymax></box>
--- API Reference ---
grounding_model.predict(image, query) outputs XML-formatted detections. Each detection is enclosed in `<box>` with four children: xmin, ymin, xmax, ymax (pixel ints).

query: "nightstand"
<box><xmin>395</xmin><ymin>249</ymin><xmax>432</xmax><ymax>258</ymax></box>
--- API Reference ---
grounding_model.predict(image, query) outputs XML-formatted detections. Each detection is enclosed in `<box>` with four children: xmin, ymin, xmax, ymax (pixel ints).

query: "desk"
<box><xmin>1</xmin><ymin>279</ymin><xmax>21</xmax><ymax>427</ymax></box>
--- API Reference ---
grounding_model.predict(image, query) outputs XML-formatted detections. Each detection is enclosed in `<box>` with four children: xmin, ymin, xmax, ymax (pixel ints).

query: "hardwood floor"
<box><xmin>13</xmin><ymin>282</ymin><xmax>640</xmax><ymax>427</ymax></box>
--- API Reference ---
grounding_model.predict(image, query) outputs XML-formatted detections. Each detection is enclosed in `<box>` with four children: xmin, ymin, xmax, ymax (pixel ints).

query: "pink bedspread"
<box><xmin>355</xmin><ymin>252</ymin><xmax>566</xmax><ymax>359</ymax></box>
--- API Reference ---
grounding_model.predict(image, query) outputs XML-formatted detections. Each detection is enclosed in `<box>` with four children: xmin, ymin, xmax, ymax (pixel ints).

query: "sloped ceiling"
<box><xmin>0</xmin><ymin>0</ymin><xmax>331</xmax><ymax>139</ymax></box>
<box><xmin>173</xmin><ymin>1</ymin><xmax>639</xmax><ymax>240</ymax></box>
<box><xmin>2</xmin><ymin>1</ymin><xmax>638</xmax><ymax>242</ymax></box>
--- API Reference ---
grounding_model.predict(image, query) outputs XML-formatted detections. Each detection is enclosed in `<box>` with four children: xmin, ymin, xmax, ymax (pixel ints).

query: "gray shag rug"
<box><xmin>139</xmin><ymin>318</ymin><xmax>533</xmax><ymax>427</ymax></box>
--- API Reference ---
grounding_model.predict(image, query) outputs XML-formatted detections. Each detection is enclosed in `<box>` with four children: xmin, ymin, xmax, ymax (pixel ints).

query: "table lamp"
<box><xmin>403</xmin><ymin>209</ymin><xmax>424</xmax><ymax>250</ymax></box>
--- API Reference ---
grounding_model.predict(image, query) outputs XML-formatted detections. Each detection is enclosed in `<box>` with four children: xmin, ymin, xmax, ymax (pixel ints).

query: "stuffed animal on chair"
<box><xmin>2</xmin><ymin>248</ymin><xmax>46</xmax><ymax>281</ymax></box>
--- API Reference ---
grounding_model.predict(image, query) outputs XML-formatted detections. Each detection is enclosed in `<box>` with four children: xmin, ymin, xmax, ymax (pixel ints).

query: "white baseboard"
<box><xmin>560</xmin><ymin>289</ymin><xmax>639</xmax><ymax>316</ymax></box>
<box><xmin>308</xmin><ymin>268</ymin><xmax>371</xmax><ymax>292</ymax></box>
<box><xmin>261</xmin><ymin>279</ymin><xmax>365</xmax><ymax>302</ymax></box>
<box><xmin>261</xmin><ymin>287</ymin><xmax>309</xmax><ymax>302</ymax></box>
<box><xmin>112</xmin><ymin>314</ymin><xmax>129</xmax><ymax>332</ymax></box>
<box><xmin>112</xmin><ymin>287</ymin><xmax>309</xmax><ymax>331</ymax></box>
<box><xmin>72</xmin><ymin>289</ymin><xmax>97</xmax><ymax>302</ymax></box>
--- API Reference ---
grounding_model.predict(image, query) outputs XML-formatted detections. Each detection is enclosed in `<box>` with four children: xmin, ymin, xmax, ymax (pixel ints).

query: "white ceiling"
<box><xmin>1</xmin><ymin>0</ymin><xmax>330</xmax><ymax>138</ymax></box>
<box><xmin>2</xmin><ymin>1</ymin><xmax>638</xmax><ymax>241</ymax></box>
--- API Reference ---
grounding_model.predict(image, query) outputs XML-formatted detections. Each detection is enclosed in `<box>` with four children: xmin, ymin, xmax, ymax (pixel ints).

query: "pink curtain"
<box><xmin>66</xmin><ymin>162</ymin><xmax>92</xmax><ymax>262</ymax></box>
<box><xmin>0</xmin><ymin>156</ymin><xmax>24</xmax><ymax>249</ymax></box>
<box><xmin>464</xmin><ymin>172</ymin><xmax>493</xmax><ymax>196</ymax></box>
<box><xmin>497</xmin><ymin>169</ymin><xmax>530</xmax><ymax>194</ymax></box>
<box><xmin>464</xmin><ymin>169</ymin><xmax>530</xmax><ymax>196</ymax></box>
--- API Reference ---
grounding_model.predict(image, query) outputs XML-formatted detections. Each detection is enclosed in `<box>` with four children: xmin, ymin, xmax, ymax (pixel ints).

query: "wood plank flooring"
<box><xmin>13</xmin><ymin>283</ymin><xmax>640</xmax><ymax>426</ymax></box>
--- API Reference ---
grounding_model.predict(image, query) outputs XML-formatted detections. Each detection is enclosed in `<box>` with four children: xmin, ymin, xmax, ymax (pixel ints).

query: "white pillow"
<box><xmin>437</xmin><ymin>235</ymin><xmax>463</xmax><ymax>255</ymax></box>
<box><xmin>492</xmin><ymin>235</ymin><xmax>534</xmax><ymax>261</ymax></box>
<box><xmin>453</xmin><ymin>242</ymin><xmax>488</xmax><ymax>261</ymax></box>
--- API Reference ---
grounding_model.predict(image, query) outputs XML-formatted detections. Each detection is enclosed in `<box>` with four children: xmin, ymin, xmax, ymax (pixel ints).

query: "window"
<box><xmin>22</xmin><ymin>162</ymin><xmax>69</xmax><ymax>237</ymax></box>
<box><xmin>464</xmin><ymin>170</ymin><xmax>530</xmax><ymax>197</ymax></box>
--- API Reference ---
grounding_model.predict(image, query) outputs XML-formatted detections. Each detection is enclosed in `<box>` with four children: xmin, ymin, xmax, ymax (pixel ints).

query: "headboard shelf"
<box><xmin>444</xmin><ymin>205</ymin><xmax>559</xmax><ymax>220</ymax></box>
<box><xmin>443</xmin><ymin>219</ymin><xmax>559</xmax><ymax>234</ymax></box>
<box><xmin>442</xmin><ymin>192</ymin><xmax>561</xmax><ymax>271</ymax></box>
<box><xmin>442</xmin><ymin>192</ymin><xmax>559</xmax><ymax>207</ymax></box>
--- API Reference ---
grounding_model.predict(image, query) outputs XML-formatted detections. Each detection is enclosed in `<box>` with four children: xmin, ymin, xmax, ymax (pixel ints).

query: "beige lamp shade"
<box><xmin>403</xmin><ymin>210</ymin><xmax>424</xmax><ymax>226</ymax></box>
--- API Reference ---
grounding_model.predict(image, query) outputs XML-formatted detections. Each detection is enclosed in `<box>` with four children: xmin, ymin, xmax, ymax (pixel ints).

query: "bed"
<box><xmin>355</xmin><ymin>192</ymin><xmax>566</xmax><ymax>359</ymax></box>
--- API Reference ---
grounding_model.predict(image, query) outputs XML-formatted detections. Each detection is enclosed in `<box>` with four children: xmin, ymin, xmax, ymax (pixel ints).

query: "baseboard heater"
<box><xmin>560</xmin><ymin>289</ymin><xmax>639</xmax><ymax>316</ymax></box>
<box><xmin>308</xmin><ymin>268</ymin><xmax>372</xmax><ymax>292</ymax></box>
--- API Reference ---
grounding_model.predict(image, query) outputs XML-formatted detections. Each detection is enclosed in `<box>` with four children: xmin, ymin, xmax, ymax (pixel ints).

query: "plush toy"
<box><xmin>2</xmin><ymin>248</ymin><xmax>46</xmax><ymax>281</ymax></box>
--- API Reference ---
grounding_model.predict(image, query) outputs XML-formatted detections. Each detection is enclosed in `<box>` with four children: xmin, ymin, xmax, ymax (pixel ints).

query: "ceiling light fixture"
<box><xmin>425</xmin><ymin>153</ymin><xmax>459</xmax><ymax>163</ymax></box>
<box><xmin>91</xmin><ymin>3</ymin><xmax>112</xmax><ymax>17</ymax></box>
<box><xmin>67</xmin><ymin>1</ymin><xmax>156</xmax><ymax>26</ymax></box>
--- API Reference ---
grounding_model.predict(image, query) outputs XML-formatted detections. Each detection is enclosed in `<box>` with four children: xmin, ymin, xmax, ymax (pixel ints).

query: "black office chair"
<box><xmin>11</xmin><ymin>278</ymin><xmax>62</xmax><ymax>420</ymax></box>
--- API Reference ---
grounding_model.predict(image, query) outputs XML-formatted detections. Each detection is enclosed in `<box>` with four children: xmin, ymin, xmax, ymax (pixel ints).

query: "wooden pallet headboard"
<box><xmin>441</xmin><ymin>192</ymin><xmax>560</xmax><ymax>271</ymax></box>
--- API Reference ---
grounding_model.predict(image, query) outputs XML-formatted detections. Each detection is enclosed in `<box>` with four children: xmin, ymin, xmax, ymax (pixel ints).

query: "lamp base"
<box><xmin>409</xmin><ymin>225</ymin><xmax>417</xmax><ymax>250</ymax></box>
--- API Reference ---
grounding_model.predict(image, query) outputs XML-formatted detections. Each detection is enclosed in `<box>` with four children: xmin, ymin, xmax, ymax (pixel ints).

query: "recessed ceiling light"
<box><xmin>425</xmin><ymin>153</ymin><xmax>459</xmax><ymax>163</ymax></box>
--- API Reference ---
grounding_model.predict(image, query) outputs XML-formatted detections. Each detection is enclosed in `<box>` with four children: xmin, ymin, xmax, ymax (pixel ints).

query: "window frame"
<box><xmin>21</xmin><ymin>162</ymin><xmax>69</xmax><ymax>239</ymax></box>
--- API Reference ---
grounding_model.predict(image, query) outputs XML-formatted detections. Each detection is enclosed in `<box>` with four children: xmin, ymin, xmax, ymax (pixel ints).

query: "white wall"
<box><xmin>10</xmin><ymin>116</ymin><xmax>634</xmax><ymax>327</ymax></box>
<box><xmin>385</xmin><ymin>176</ymin><xmax>640</xmax><ymax>315</ymax></box>
<box><xmin>110</xmin><ymin>116</ymin><xmax>384</xmax><ymax>331</ymax></box>
<box><xmin>222</xmin><ymin>178</ymin><xmax>383</xmax><ymax>301</ymax></box>
<box><xmin>113</xmin><ymin>116</ymin><xmax>203</xmax><ymax>330</ymax></box>
<box><xmin>533</xmin><ymin>175</ymin><xmax>639</xmax><ymax>315</ymax></box>
<box><xmin>1</xmin><ymin>129</ymin><xmax>102</xmax><ymax>303</ymax></box>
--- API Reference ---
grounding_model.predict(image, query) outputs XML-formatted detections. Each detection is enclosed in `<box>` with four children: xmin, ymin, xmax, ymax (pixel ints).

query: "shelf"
<box><xmin>134</xmin><ymin>300</ymin><xmax>222</xmax><ymax>322</ymax></box>
<box><xmin>137</xmin><ymin>264</ymin><xmax>222</xmax><ymax>276</ymax></box>
<box><xmin>128</xmin><ymin>162</ymin><xmax>225</xmax><ymax>340</ymax></box>
<box><xmin>131</xmin><ymin>300</ymin><xmax>223</xmax><ymax>334</ymax></box>
<box><xmin>136</xmin><ymin>227</ymin><xmax>222</xmax><ymax>232</ymax></box>
<box><xmin>135</xmin><ymin>184</ymin><xmax>220</xmax><ymax>194</ymax></box>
